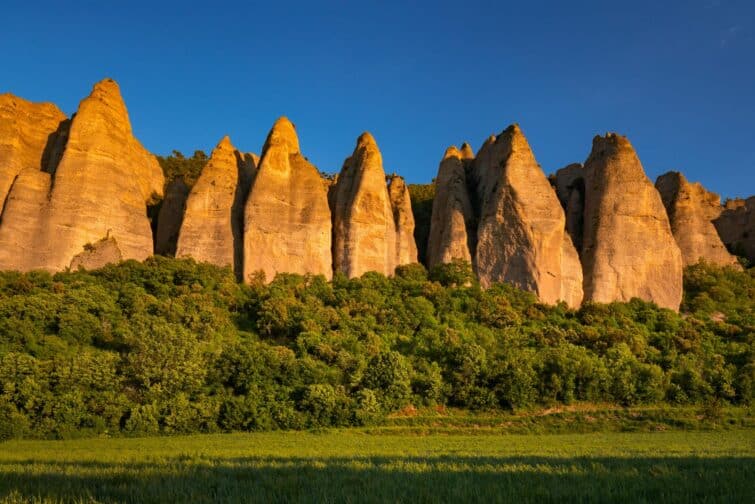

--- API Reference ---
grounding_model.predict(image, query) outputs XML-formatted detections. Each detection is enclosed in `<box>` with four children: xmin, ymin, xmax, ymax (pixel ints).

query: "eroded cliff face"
<box><xmin>656</xmin><ymin>171</ymin><xmax>739</xmax><ymax>268</ymax></box>
<box><xmin>0</xmin><ymin>94</ymin><xmax>68</xmax><ymax>207</ymax></box>
<box><xmin>243</xmin><ymin>117</ymin><xmax>332</xmax><ymax>282</ymax></box>
<box><xmin>387</xmin><ymin>175</ymin><xmax>418</xmax><ymax>267</ymax></box>
<box><xmin>426</xmin><ymin>146</ymin><xmax>476</xmax><ymax>268</ymax></box>
<box><xmin>332</xmin><ymin>133</ymin><xmax>398</xmax><ymax>278</ymax></box>
<box><xmin>581</xmin><ymin>134</ymin><xmax>683</xmax><ymax>310</ymax></box>
<box><xmin>176</xmin><ymin>136</ymin><xmax>257</xmax><ymax>276</ymax></box>
<box><xmin>470</xmin><ymin>125</ymin><xmax>582</xmax><ymax>307</ymax></box>
<box><xmin>0</xmin><ymin>79</ymin><xmax>163</xmax><ymax>271</ymax></box>
<box><xmin>715</xmin><ymin>197</ymin><xmax>755</xmax><ymax>263</ymax></box>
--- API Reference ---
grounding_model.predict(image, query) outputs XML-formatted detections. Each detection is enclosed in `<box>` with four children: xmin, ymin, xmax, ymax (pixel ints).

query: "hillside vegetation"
<box><xmin>0</xmin><ymin>259</ymin><xmax>752</xmax><ymax>439</ymax></box>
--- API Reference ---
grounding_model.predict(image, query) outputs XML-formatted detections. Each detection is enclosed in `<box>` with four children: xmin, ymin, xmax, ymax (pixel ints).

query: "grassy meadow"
<box><xmin>1</xmin><ymin>426</ymin><xmax>753</xmax><ymax>503</ymax></box>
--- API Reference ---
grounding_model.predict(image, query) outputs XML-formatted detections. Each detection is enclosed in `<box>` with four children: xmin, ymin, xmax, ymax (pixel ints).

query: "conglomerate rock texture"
<box><xmin>715</xmin><ymin>197</ymin><xmax>755</xmax><ymax>263</ymax></box>
<box><xmin>581</xmin><ymin>134</ymin><xmax>683</xmax><ymax>310</ymax></box>
<box><xmin>176</xmin><ymin>136</ymin><xmax>257</xmax><ymax>276</ymax></box>
<box><xmin>0</xmin><ymin>79</ymin><xmax>163</xmax><ymax>271</ymax></box>
<box><xmin>331</xmin><ymin>133</ymin><xmax>398</xmax><ymax>278</ymax></box>
<box><xmin>655</xmin><ymin>171</ymin><xmax>739</xmax><ymax>267</ymax></box>
<box><xmin>243</xmin><ymin>117</ymin><xmax>332</xmax><ymax>281</ymax></box>
<box><xmin>469</xmin><ymin>125</ymin><xmax>583</xmax><ymax>307</ymax></box>
<box><xmin>426</xmin><ymin>146</ymin><xmax>476</xmax><ymax>268</ymax></box>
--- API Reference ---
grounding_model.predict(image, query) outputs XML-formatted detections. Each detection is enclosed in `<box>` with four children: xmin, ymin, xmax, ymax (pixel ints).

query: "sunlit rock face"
<box><xmin>331</xmin><ymin>133</ymin><xmax>398</xmax><ymax>278</ymax></box>
<box><xmin>176</xmin><ymin>136</ymin><xmax>257</xmax><ymax>277</ymax></box>
<box><xmin>581</xmin><ymin>134</ymin><xmax>683</xmax><ymax>310</ymax></box>
<box><xmin>715</xmin><ymin>196</ymin><xmax>755</xmax><ymax>263</ymax></box>
<box><xmin>0</xmin><ymin>93</ymin><xmax>68</xmax><ymax>208</ymax></box>
<box><xmin>426</xmin><ymin>145</ymin><xmax>476</xmax><ymax>269</ymax></box>
<box><xmin>243</xmin><ymin>117</ymin><xmax>332</xmax><ymax>282</ymax></box>
<box><xmin>656</xmin><ymin>171</ymin><xmax>739</xmax><ymax>268</ymax></box>
<box><xmin>387</xmin><ymin>174</ymin><xmax>418</xmax><ymax>267</ymax></box>
<box><xmin>470</xmin><ymin>125</ymin><xmax>583</xmax><ymax>308</ymax></box>
<box><xmin>0</xmin><ymin>79</ymin><xmax>163</xmax><ymax>271</ymax></box>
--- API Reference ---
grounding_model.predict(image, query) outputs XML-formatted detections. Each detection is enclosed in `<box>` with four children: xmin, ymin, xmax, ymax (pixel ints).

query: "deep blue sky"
<box><xmin>3</xmin><ymin>1</ymin><xmax>753</xmax><ymax>198</ymax></box>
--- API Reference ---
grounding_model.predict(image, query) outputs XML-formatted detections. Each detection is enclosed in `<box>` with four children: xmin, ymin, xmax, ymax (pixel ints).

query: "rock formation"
<box><xmin>715</xmin><ymin>197</ymin><xmax>755</xmax><ymax>263</ymax></box>
<box><xmin>43</xmin><ymin>79</ymin><xmax>164</xmax><ymax>270</ymax></box>
<box><xmin>154</xmin><ymin>178</ymin><xmax>190</xmax><ymax>256</ymax></box>
<box><xmin>243</xmin><ymin>117</ymin><xmax>332</xmax><ymax>281</ymax></box>
<box><xmin>0</xmin><ymin>168</ymin><xmax>53</xmax><ymax>270</ymax></box>
<box><xmin>70</xmin><ymin>235</ymin><xmax>123</xmax><ymax>270</ymax></box>
<box><xmin>552</xmin><ymin>163</ymin><xmax>585</xmax><ymax>252</ymax></box>
<box><xmin>176</xmin><ymin>136</ymin><xmax>256</xmax><ymax>276</ymax></box>
<box><xmin>581</xmin><ymin>134</ymin><xmax>683</xmax><ymax>310</ymax></box>
<box><xmin>470</xmin><ymin>125</ymin><xmax>583</xmax><ymax>307</ymax></box>
<box><xmin>0</xmin><ymin>94</ymin><xmax>68</xmax><ymax>208</ymax></box>
<box><xmin>655</xmin><ymin>171</ymin><xmax>739</xmax><ymax>267</ymax></box>
<box><xmin>387</xmin><ymin>175</ymin><xmax>418</xmax><ymax>267</ymax></box>
<box><xmin>426</xmin><ymin>146</ymin><xmax>476</xmax><ymax>268</ymax></box>
<box><xmin>0</xmin><ymin>78</ymin><xmax>163</xmax><ymax>271</ymax></box>
<box><xmin>331</xmin><ymin>133</ymin><xmax>398</xmax><ymax>278</ymax></box>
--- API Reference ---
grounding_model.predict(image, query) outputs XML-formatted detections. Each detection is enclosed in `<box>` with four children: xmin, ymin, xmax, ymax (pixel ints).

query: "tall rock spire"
<box><xmin>387</xmin><ymin>174</ymin><xmax>418</xmax><ymax>267</ymax></box>
<box><xmin>581</xmin><ymin>134</ymin><xmax>683</xmax><ymax>310</ymax></box>
<box><xmin>332</xmin><ymin>132</ymin><xmax>397</xmax><ymax>277</ymax></box>
<box><xmin>243</xmin><ymin>117</ymin><xmax>332</xmax><ymax>281</ymax></box>
<box><xmin>472</xmin><ymin>125</ymin><xmax>583</xmax><ymax>307</ymax></box>
<box><xmin>426</xmin><ymin>145</ymin><xmax>476</xmax><ymax>268</ymax></box>
<box><xmin>176</xmin><ymin>136</ymin><xmax>257</xmax><ymax>276</ymax></box>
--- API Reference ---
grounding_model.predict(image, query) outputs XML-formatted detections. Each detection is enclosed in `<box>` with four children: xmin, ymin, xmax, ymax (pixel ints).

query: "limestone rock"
<box><xmin>0</xmin><ymin>168</ymin><xmax>52</xmax><ymax>270</ymax></box>
<box><xmin>714</xmin><ymin>196</ymin><xmax>755</xmax><ymax>263</ymax></box>
<box><xmin>387</xmin><ymin>175</ymin><xmax>418</xmax><ymax>267</ymax></box>
<box><xmin>40</xmin><ymin>78</ymin><xmax>164</xmax><ymax>270</ymax></box>
<box><xmin>70</xmin><ymin>235</ymin><xmax>123</xmax><ymax>270</ymax></box>
<box><xmin>472</xmin><ymin>125</ymin><xmax>583</xmax><ymax>307</ymax></box>
<box><xmin>154</xmin><ymin>178</ymin><xmax>190</xmax><ymax>256</ymax></box>
<box><xmin>0</xmin><ymin>93</ymin><xmax>67</xmax><ymax>208</ymax></box>
<box><xmin>243</xmin><ymin>117</ymin><xmax>332</xmax><ymax>281</ymax></box>
<box><xmin>581</xmin><ymin>134</ymin><xmax>683</xmax><ymax>310</ymax></box>
<box><xmin>332</xmin><ymin>133</ymin><xmax>397</xmax><ymax>277</ymax></box>
<box><xmin>426</xmin><ymin>146</ymin><xmax>476</xmax><ymax>268</ymax></box>
<box><xmin>176</xmin><ymin>136</ymin><xmax>257</xmax><ymax>276</ymax></box>
<box><xmin>655</xmin><ymin>171</ymin><xmax>739</xmax><ymax>267</ymax></box>
<box><xmin>553</xmin><ymin>163</ymin><xmax>585</xmax><ymax>251</ymax></box>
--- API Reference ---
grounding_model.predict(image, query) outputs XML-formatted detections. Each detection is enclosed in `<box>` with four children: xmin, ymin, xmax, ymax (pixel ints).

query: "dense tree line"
<box><xmin>0</xmin><ymin>258</ymin><xmax>752</xmax><ymax>440</ymax></box>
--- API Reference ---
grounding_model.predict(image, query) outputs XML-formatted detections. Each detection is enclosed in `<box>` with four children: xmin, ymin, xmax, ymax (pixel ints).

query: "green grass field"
<box><xmin>1</xmin><ymin>429</ymin><xmax>753</xmax><ymax>503</ymax></box>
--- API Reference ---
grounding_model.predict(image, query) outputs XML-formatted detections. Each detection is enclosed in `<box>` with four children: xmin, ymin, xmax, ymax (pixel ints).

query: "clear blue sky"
<box><xmin>3</xmin><ymin>0</ymin><xmax>753</xmax><ymax>198</ymax></box>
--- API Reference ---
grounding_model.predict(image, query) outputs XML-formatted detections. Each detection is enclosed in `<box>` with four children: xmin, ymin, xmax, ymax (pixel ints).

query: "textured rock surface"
<box><xmin>715</xmin><ymin>197</ymin><xmax>755</xmax><ymax>263</ymax></box>
<box><xmin>70</xmin><ymin>235</ymin><xmax>123</xmax><ymax>270</ymax></box>
<box><xmin>581</xmin><ymin>134</ymin><xmax>683</xmax><ymax>310</ymax></box>
<box><xmin>40</xmin><ymin>78</ymin><xmax>164</xmax><ymax>271</ymax></box>
<box><xmin>387</xmin><ymin>175</ymin><xmax>418</xmax><ymax>267</ymax></box>
<box><xmin>176</xmin><ymin>136</ymin><xmax>256</xmax><ymax>275</ymax></box>
<box><xmin>0</xmin><ymin>169</ymin><xmax>52</xmax><ymax>270</ymax></box>
<box><xmin>243</xmin><ymin>117</ymin><xmax>332</xmax><ymax>281</ymax></box>
<box><xmin>0</xmin><ymin>94</ymin><xmax>68</xmax><ymax>208</ymax></box>
<box><xmin>471</xmin><ymin>125</ymin><xmax>583</xmax><ymax>307</ymax></box>
<box><xmin>656</xmin><ymin>171</ymin><xmax>739</xmax><ymax>267</ymax></box>
<box><xmin>426</xmin><ymin>146</ymin><xmax>476</xmax><ymax>268</ymax></box>
<box><xmin>553</xmin><ymin>163</ymin><xmax>585</xmax><ymax>252</ymax></box>
<box><xmin>154</xmin><ymin>178</ymin><xmax>190</xmax><ymax>256</ymax></box>
<box><xmin>332</xmin><ymin>133</ymin><xmax>397</xmax><ymax>277</ymax></box>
